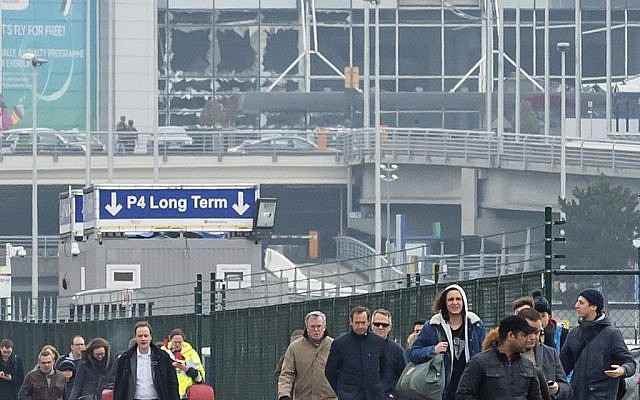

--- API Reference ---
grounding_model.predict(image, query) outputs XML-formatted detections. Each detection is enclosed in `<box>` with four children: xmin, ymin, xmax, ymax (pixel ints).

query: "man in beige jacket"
<box><xmin>278</xmin><ymin>311</ymin><xmax>337</xmax><ymax>400</ymax></box>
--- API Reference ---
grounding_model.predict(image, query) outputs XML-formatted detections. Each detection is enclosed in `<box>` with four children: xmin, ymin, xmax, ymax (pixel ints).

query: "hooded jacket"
<box><xmin>408</xmin><ymin>284</ymin><xmax>485</xmax><ymax>399</ymax></box>
<box><xmin>68</xmin><ymin>349</ymin><xmax>116</xmax><ymax>400</ymax></box>
<box><xmin>278</xmin><ymin>334</ymin><xmax>336</xmax><ymax>400</ymax></box>
<box><xmin>160</xmin><ymin>341</ymin><xmax>205</xmax><ymax>398</ymax></box>
<box><xmin>560</xmin><ymin>315</ymin><xmax>636</xmax><ymax>400</ymax></box>
<box><xmin>0</xmin><ymin>353</ymin><xmax>24</xmax><ymax>400</ymax></box>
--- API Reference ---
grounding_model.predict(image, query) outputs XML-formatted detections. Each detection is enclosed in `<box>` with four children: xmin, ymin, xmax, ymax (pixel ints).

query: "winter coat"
<box><xmin>455</xmin><ymin>346</ymin><xmax>543</xmax><ymax>400</ymax></box>
<box><xmin>409</xmin><ymin>284</ymin><xmax>485</xmax><ymax>399</ymax></box>
<box><xmin>560</xmin><ymin>315</ymin><xmax>636</xmax><ymax>400</ymax></box>
<box><xmin>113</xmin><ymin>344</ymin><xmax>179</xmax><ymax>400</ymax></box>
<box><xmin>0</xmin><ymin>354</ymin><xmax>25</xmax><ymax>400</ymax></box>
<box><xmin>383</xmin><ymin>339</ymin><xmax>406</xmax><ymax>396</ymax></box>
<box><xmin>160</xmin><ymin>341</ymin><xmax>205</xmax><ymax>398</ymax></box>
<box><xmin>68</xmin><ymin>354</ymin><xmax>116</xmax><ymax>400</ymax></box>
<box><xmin>278</xmin><ymin>335</ymin><xmax>336</xmax><ymax>400</ymax></box>
<box><xmin>18</xmin><ymin>369</ymin><xmax>66</xmax><ymax>400</ymax></box>
<box><xmin>543</xmin><ymin>319</ymin><xmax>568</xmax><ymax>354</ymax></box>
<box><xmin>325</xmin><ymin>329</ymin><xmax>390</xmax><ymax>400</ymax></box>
<box><xmin>533</xmin><ymin>343</ymin><xmax>572</xmax><ymax>400</ymax></box>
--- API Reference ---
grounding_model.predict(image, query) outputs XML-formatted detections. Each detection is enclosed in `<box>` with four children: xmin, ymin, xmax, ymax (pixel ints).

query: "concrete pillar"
<box><xmin>460</xmin><ymin>168</ymin><xmax>478</xmax><ymax>236</ymax></box>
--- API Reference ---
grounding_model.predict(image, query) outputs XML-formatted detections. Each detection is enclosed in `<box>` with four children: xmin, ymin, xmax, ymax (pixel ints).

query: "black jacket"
<box><xmin>325</xmin><ymin>330</ymin><xmax>390</xmax><ymax>400</ymax></box>
<box><xmin>113</xmin><ymin>344</ymin><xmax>178</xmax><ymax>400</ymax></box>
<box><xmin>0</xmin><ymin>354</ymin><xmax>25</xmax><ymax>400</ymax></box>
<box><xmin>533</xmin><ymin>344</ymin><xmax>572</xmax><ymax>400</ymax></box>
<box><xmin>560</xmin><ymin>316</ymin><xmax>636</xmax><ymax>400</ymax></box>
<box><xmin>456</xmin><ymin>347</ymin><xmax>543</xmax><ymax>400</ymax></box>
<box><xmin>68</xmin><ymin>355</ymin><xmax>116</xmax><ymax>400</ymax></box>
<box><xmin>54</xmin><ymin>355</ymin><xmax>80</xmax><ymax>400</ymax></box>
<box><xmin>543</xmin><ymin>320</ymin><xmax>568</xmax><ymax>353</ymax></box>
<box><xmin>383</xmin><ymin>339</ymin><xmax>406</xmax><ymax>396</ymax></box>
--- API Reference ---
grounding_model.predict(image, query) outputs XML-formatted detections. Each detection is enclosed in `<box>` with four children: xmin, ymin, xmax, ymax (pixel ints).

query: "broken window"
<box><xmin>170</xmin><ymin>78</ymin><xmax>212</xmax><ymax>94</ymax></box>
<box><xmin>316</xmin><ymin>10</ymin><xmax>350</xmax><ymax>24</ymax></box>
<box><xmin>216</xmin><ymin>27</ymin><xmax>259</xmax><ymax>75</ymax></box>
<box><xmin>312</xmin><ymin>27</ymin><xmax>348</xmax><ymax>75</ymax></box>
<box><xmin>215</xmin><ymin>10</ymin><xmax>259</xmax><ymax>26</ymax></box>
<box><xmin>309</xmin><ymin>112</ymin><xmax>349</xmax><ymax>128</ymax></box>
<box><xmin>351</xmin><ymin>27</ymin><xmax>396</xmax><ymax>76</ymax></box>
<box><xmin>261</xmin><ymin>27</ymin><xmax>299</xmax><ymax>76</ymax></box>
<box><xmin>261</xmin><ymin>9</ymin><xmax>298</xmax><ymax>24</ymax></box>
<box><xmin>159</xmin><ymin>27</ymin><xmax>167</xmax><ymax>76</ymax></box>
<box><xmin>170</xmin><ymin>26</ymin><xmax>212</xmax><ymax>76</ymax></box>
<box><xmin>169</xmin><ymin>113</ymin><xmax>199</xmax><ymax>126</ymax></box>
<box><xmin>169</xmin><ymin>11</ymin><xmax>212</xmax><ymax>24</ymax></box>
<box><xmin>215</xmin><ymin>78</ymin><xmax>257</xmax><ymax>92</ymax></box>
<box><xmin>170</xmin><ymin>96</ymin><xmax>207</xmax><ymax>112</ymax></box>
<box><xmin>260</xmin><ymin>78</ymin><xmax>301</xmax><ymax>92</ymax></box>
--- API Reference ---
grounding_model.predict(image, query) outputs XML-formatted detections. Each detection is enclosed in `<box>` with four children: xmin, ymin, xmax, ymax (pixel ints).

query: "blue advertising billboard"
<box><xmin>1</xmin><ymin>0</ymin><xmax>90</xmax><ymax>130</ymax></box>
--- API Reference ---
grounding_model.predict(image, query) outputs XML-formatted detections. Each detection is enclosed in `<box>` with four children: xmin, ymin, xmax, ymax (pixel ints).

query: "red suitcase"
<box><xmin>101</xmin><ymin>389</ymin><xmax>113</xmax><ymax>400</ymax></box>
<box><xmin>187</xmin><ymin>384</ymin><xmax>215</xmax><ymax>400</ymax></box>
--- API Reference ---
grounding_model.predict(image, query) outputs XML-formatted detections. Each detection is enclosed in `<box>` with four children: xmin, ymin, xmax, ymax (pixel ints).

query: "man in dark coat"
<box><xmin>325</xmin><ymin>306</ymin><xmax>390</xmax><ymax>400</ymax></box>
<box><xmin>456</xmin><ymin>315</ymin><xmax>543</xmax><ymax>400</ymax></box>
<box><xmin>113</xmin><ymin>321</ymin><xmax>179</xmax><ymax>400</ymax></box>
<box><xmin>560</xmin><ymin>289</ymin><xmax>636</xmax><ymax>400</ymax></box>
<box><xmin>0</xmin><ymin>339</ymin><xmax>24</xmax><ymax>400</ymax></box>
<box><xmin>370</xmin><ymin>309</ymin><xmax>406</xmax><ymax>398</ymax></box>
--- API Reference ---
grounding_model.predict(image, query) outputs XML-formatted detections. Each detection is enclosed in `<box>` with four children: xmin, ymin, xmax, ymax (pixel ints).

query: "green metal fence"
<box><xmin>0</xmin><ymin>270</ymin><xmax>542</xmax><ymax>400</ymax></box>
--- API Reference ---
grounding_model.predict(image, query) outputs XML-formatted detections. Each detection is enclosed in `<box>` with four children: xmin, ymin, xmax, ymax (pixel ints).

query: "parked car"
<box><xmin>227</xmin><ymin>136</ymin><xmax>331</xmax><ymax>154</ymax></box>
<box><xmin>63</xmin><ymin>131</ymin><xmax>106</xmax><ymax>153</ymax></box>
<box><xmin>1</xmin><ymin>129</ymin><xmax>84</xmax><ymax>154</ymax></box>
<box><xmin>137</xmin><ymin>126</ymin><xmax>193</xmax><ymax>153</ymax></box>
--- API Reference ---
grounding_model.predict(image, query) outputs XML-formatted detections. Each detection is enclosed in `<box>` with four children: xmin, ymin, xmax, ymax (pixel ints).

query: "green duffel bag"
<box><xmin>394</xmin><ymin>354</ymin><xmax>444</xmax><ymax>400</ymax></box>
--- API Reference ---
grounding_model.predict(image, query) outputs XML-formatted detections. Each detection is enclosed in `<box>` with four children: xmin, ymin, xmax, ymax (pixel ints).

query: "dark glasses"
<box><xmin>372</xmin><ymin>322</ymin><xmax>390</xmax><ymax>328</ymax></box>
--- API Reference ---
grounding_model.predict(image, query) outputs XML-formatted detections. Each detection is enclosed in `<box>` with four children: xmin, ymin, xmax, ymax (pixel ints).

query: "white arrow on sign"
<box><xmin>104</xmin><ymin>192</ymin><xmax>123</xmax><ymax>216</ymax></box>
<box><xmin>232</xmin><ymin>192</ymin><xmax>250</xmax><ymax>216</ymax></box>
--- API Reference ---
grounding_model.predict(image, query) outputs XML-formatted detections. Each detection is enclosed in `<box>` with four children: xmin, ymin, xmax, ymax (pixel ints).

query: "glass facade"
<box><xmin>158</xmin><ymin>1</ymin><xmax>640</xmax><ymax>132</ymax></box>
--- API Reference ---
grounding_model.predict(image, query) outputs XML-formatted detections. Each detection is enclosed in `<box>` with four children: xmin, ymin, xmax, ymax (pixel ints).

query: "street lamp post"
<box><xmin>557</xmin><ymin>42</ymin><xmax>570</xmax><ymax>204</ymax></box>
<box><xmin>22</xmin><ymin>53</ymin><xmax>48</xmax><ymax>320</ymax></box>
<box><xmin>380</xmin><ymin>163</ymin><xmax>399</xmax><ymax>254</ymax></box>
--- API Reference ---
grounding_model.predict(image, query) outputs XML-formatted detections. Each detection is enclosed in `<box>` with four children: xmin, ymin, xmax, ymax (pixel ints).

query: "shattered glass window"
<box><xmin>260</xmin><ymin>78</ymin><xmax>302</xmax><ymax>92</ymax></box>
<box><xmin>351</xmin><ymin>27</ymin><xmax>396</xmax><ymax>76</ymax></box>
<box><xmin>216</xmin><ymin>27</ymin><xmax>259</xmax><ymax>75</ymax></box>
<box><xmin>170</xmin><ymin>96</ymin><xmax>207</xmax><ymax>113</ymax></box>
<box><xmin>316</xmin><ymin>10</ymin><xmax>351</xmax><ymax>24</ymax></box>
<box><xmin>263</xmin><ymin>112</ymin><xmax>306</xmax><ymax>129</ymax></box>
<box><xmin>215</xmin><ymin>78</ymin><xmax>258</xmax><ymax>92</ymax></box>
<box><xmin>215</xmin><ymin>10</ymin><xmax>259</xmax><ymax>25</ymax></box>
<box><xmin>159</xmin><ymin>79</ymin><xmax>167</xmax><ymax>92</ymax></box>
<box><xmin>169</xmin><ymin>11</ymin><xmax>212</xmax><ymax>24</ymax></box>
<box><xmin>159</xmin><ymin>27</ymin><xmax>167</xmax><ymax>76</ymax></box>
<box><xmin>170</xmin><ymin>78</ymin><xmax>213</xmax><ymax>94</ymax></box>
<box><xmin>170</xmin><ymin>26</ymin><xmax>213</xmax><ymax>75</ymax></box>
<box><xmin>312</xmin><ymin>27</ymin><xmax>349</xmax><ymax>75</ymax></box>
<box><xmin>169</xmin><ymin>113</ymin><xmax>199</xmax><ymax>126</ymax></box>
<box><xmin>261</xmin><ymin>27</ymin><xmax>300</xmax><ymax>76</ymax></box>
<box><xmin>159</xmin><ymin>114</ymin><xmax>168</xmax><ymax>127</ymax></box>
<box><xmin>261</xmin><ymin>9</ymin><xmax>298</xmax><ymax>23</ymax></box>
<box><xmin>309</xmin><ymin>112</ymin><xmax>349</xmax><ymax>128</ymax></box>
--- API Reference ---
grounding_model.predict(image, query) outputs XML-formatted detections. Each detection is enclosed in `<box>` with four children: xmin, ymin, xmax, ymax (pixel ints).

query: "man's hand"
<box><xmin>604</xmin><ymin>365</ymin><xmax>625</xmax><ymax>378</ymax></box>
<box><xmin>547</xmin><ymin>382</ymin><xmax>559</xmax><ymax>396</ymax></box>
<box><xmin>434</xmin><ymin>341</ymin><xmax>448</xmax><ymax>354</ymax></box>
<box><xmin>172</xmin><ymin>361</ymin><xmax>188</xmax><ymax>372</ymax></box>
<box><xmin>0</xmin><ymin>371</ymin><xmax>8</xmax><ymax>380</ymax></box>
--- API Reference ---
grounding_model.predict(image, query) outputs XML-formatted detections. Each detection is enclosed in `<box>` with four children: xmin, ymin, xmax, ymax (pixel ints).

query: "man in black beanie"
<box><xmin>560</xmin><ymin>288</ymin><xmax>636</xmax><ymax>400</ymax></box>
<box><xmin>531</xmin><ymin>290</ymin><xmax>568</xmax><ymax>353</ymax></box>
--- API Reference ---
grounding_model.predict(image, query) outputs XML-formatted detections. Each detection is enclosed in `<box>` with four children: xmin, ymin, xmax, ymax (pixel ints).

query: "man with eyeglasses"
<box><xmin>55</xmin><ymin>336</ymin><xmax>85</xmax><ymax>400</ymax></box>
<box><xmin>518</xmin><ymin>308</ymin><xmax>572</xmax><ymax>400</ymax></box>
<box><xmin>278</xmin><ymin>311</ymin><xmax>336</xmax><ymax>400</ymax></box>
<box><xmin>325</xmin><ymin>306</ymin><xmax>390</xmax><ymax>400</ymax></box>
<box><xmin>371</xmin><ymin>309</ymin><xmax>406</xmax><ymax>399</ymax></box>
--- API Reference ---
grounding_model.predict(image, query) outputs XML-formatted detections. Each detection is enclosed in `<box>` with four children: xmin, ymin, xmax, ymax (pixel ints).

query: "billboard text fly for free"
<box><xmin>83</xmin><ymin>185</ymin><xmax>260</xmax><ymax>233</ymax></box>
<box><xmin>1</xmin><ymin>0</ymin><xmax>90</xmax><ymax>130</ymax></box>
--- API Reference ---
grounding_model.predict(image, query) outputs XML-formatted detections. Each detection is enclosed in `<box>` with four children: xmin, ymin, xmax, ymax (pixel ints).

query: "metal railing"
<box><xmin>0</xmin><ymin>235</ymin><xmax>59</xmax><ymax>257</ymax></box>
<box><xmin>4</xmin><ymin>128</ymin><xmax>640</xmax><ymax>178</ymax></box>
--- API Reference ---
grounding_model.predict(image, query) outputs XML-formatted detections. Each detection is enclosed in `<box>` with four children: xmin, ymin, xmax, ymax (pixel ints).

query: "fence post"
<box><xmin>459</xmin><ymin>237</ymin><xmax>465</xmax><ymax>280</ymax></box>
<box><xmin>195</xmin><ymin>274</ymin><xmax>203</xmax><ymax>315</ymax></box>
<box><xmin>524</xmin><ymin>228</ymin><xmax>531</xmax><ymax>272</ymax></box>
<box><xmin>210</xmin><ymin>272</ymin><xmax>216</xmax><ymax>314</ymax></box>
<box><xmin>500</xmin><ymin>233</ymin><xmax>507</xmax><ymax>275</ymax></box>
<box><xmin>479</xmin><ymin>237</ymin><xmax>485</xmax><ymax>276</ymax></box>
<box><xmin>544</xmin><ymin>206</ymin><xmax>553</xmax><ymax>303</ymax></box>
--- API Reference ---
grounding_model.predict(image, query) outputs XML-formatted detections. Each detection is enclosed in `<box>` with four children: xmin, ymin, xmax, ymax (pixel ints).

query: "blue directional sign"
<box><xmin>84</xmin><ymin>185</ymin><xmax>259</xmax><ymax>233</ymax></box>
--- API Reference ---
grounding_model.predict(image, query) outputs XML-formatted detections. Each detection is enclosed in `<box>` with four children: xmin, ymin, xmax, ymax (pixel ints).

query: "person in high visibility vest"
<box><xmin>161</xmin><ymin>329</ymin><xmax>205</xmax><ymax>399</ymax></box>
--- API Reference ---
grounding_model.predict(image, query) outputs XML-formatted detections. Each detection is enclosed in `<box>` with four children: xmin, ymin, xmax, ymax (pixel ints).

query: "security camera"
<box><xmin>71</xmin><ymin>242</ymin><xmax>80</xmax><ymax>256</ymax></box>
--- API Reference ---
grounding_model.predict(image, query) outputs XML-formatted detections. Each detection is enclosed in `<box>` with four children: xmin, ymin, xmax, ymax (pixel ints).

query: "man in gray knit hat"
<box><xmin>560</xmin><ymin>288</ymin><xmax>636</xmax><ymax>400</ymax></box>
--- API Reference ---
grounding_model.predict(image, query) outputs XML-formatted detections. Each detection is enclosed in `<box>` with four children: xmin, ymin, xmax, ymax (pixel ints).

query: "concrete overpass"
<box><xmin>3</xmin><ymin>128</ymin><xmax>640</xmax><ymax>237</ymax></box>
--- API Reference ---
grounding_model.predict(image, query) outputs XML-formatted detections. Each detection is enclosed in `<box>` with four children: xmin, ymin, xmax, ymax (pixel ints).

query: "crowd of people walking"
<box><xmin>0</xmin><ymin>285</ymin><xmax>637</xmax><ymax>400</ymax></box>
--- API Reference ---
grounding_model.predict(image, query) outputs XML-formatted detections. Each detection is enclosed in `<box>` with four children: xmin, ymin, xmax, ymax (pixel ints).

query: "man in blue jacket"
<box><xmin>325</xmin><ymin>306</ymin><xmax>390</xmax><ymax>400</ymax></box>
